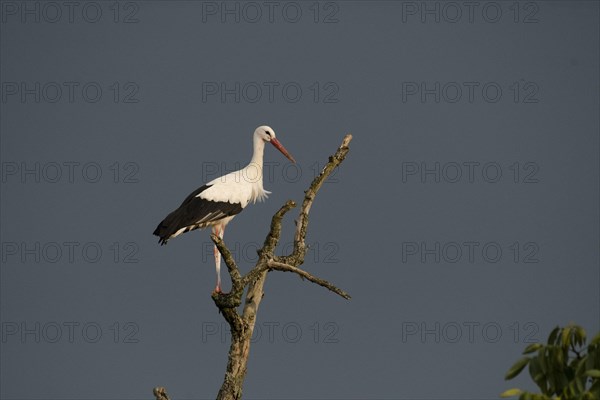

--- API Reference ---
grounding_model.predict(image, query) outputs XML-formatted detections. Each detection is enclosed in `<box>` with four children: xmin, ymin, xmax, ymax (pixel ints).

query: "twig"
<box><xmin>153</xmin><ymin>387</ymin><xmax>170</xmax><ymax>400</ymax></box>
<box><xmin>261</xmin><ymin>200</ymin><xmax>297</xmax><ymax>257</ymax></box>
<box><xmin>290</xmin><ymin>134</ymin><xmax>353</xmax><ymax>263</ymax></box>
<box><xmin>266</xmin><ymin>260</ymin><xmax>351</xmax><ymax>299</ymax></box>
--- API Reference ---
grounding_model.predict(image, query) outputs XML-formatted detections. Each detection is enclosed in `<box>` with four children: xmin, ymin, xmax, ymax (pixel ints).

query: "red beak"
<box><xmin>270</xmin><ymin>138</ymin><xmax>296</xmax><ymax>163</ymax></box>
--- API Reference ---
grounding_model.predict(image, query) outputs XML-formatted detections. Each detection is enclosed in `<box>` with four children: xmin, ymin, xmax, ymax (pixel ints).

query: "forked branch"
<box><xmin>266</xmin><ymin>259</ymin><xmax>350</xmax><ymax>299</ymax></box>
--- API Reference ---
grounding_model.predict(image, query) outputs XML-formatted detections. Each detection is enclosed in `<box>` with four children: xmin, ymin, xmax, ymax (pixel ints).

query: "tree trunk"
<box><xmin>216</xmin><ymin>270</ymin><xmax>268</xmax><ymax>400</ymax></box>
<box><xmin>215</xmin><ymin>331</ymin><xmax>249</xmax><ymax>400</ymax></box>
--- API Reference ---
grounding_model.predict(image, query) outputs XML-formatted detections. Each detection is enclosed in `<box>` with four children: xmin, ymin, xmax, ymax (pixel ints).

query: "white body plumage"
<box><xmin>153</xmin><ymin>125</ymin><xmax>296</xmax><ymax>293</ymax></box>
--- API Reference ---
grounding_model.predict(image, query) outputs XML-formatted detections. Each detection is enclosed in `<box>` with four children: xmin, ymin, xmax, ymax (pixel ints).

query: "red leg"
<box><xmin>213</xmin><ymin>225</ymin><xmax>225</xmax><ymax>293</ymax></box>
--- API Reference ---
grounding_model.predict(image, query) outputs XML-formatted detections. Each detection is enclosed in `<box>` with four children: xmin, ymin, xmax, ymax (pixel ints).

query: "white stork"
<box><xmin>153</xmin><ymin>125</ymin><xmax>296</xmax><ymax>293</ymax></box>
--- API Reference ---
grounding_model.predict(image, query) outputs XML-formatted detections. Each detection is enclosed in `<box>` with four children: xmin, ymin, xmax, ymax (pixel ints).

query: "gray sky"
<box><xmin>1</xmin><ymin>1</ymin><xmax>598</xmax><ymax>399</ymax></box>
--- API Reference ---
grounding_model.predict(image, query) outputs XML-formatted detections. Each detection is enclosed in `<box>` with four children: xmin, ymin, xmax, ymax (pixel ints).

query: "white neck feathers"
<box><xmin>245</xmin><ymin>135</ymin><xmax>270</xmax><ymax>203</ymax></box>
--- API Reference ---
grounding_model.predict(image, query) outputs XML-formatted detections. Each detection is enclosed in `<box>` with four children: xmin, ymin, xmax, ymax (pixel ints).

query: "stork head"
<box><xmin>255</xmin><ymin>125</ymin><xmax>296</xmax><ymax>163</ymax></box>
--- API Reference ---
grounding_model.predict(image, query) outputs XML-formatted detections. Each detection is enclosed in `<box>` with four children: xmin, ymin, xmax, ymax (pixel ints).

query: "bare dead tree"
<box><xmin>154</xmin><ymin>134</ymin><xmax>352</xmax><ymax>400</ymax></box>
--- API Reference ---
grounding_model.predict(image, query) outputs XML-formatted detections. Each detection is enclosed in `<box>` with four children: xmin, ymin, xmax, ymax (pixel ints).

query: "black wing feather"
<box><xmin>153</xmin><ymin>184</ymin><xmax>243</xmax><ymax>245</ymax></box>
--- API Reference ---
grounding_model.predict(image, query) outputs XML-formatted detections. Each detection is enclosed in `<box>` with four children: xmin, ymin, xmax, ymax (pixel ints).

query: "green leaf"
<box><xmin>583</xmin><ymin>392</ymin><xmax>597</xmax><ymax>400</ymax></box>
<box><xmin>569</xmin><ymin>356</ymin><xmax>580</xmax><ymax>369</ymax></box>
<box><xmin>548</xmin><ymin>326</ymin><xmax>560</xmax><ymax>345</ymax></box>
<box><xmin>523</xmin><ymin>343</ymin><xmax>543</xmax><ymax>354</ymax></box>
<box><xmin>506</xmin><ymin>357</ymin><xmax>531</xmax><ymax>380</ymax></box>
<box><xmin>557</xmin><ymin>372</ymin><xmax>569</xmax><ymax>390</ymax></box>
<box><xmin>528</xmin><ymin>357</ymin><xmax>548</xmax><ymax>394</ymax></box>
<box><xmin>500</xmin><ymin>388</ymin><xmax>523</xmax><ymax>398</ymax></box>
<box><xmin>554</xmin><ymin>347</ymin><xmax>565</xmax><ymax>366</ymax></box>
<box><xmin>539</xmin><ymin>348</ymin><xmax>548</xmax><ymax>374</ymax></box>
<box><xmin>587</xmin><ymin>351</ymin><xmax>597</xmax><ymax>370</ymax></box>
<box><xmin>518</xmin><ymin>392</ymin><xmax>533</xmax><ymax>400</ymax></box>
<box><xmin>585</xmin><ymin>369</ymin><xmax>600</xmax><ymax>378</ymax></box>
<box><xmin>529</xmin><ymin>357</ymin><xmax>542</xmax><ymax>379</ymax></box>
<box><xmin>577</xmin><ymin>376</ymin><xmax>587</xmax><ymax>393</ymax></box>
<box><xmin>575</xmin><ymin>356</ymin><xmax>588</xmax><ymax>376</ymax></box>
<box><xmin>562</xmin><ymin>326</ymin><xmax>572</xmax><ymax>348</ymax></box>
<box><xmin>591</xmin><ymin>378</ymin><xmax>600</xmax><ymax>394</ymax></box>
<box><xmin>591</xmin><ymin>332</ymin><xmax>600</xmax><ymax>346</ymax></box>
<box><xmin>532</xmin><ymin>375</ymin><xmax>547</xmax><ymax>394</ymax></box>
<box><xmin>575</xmin><ymin>326</ymin><xmax>587</xmax><ymax>346</ymax></box>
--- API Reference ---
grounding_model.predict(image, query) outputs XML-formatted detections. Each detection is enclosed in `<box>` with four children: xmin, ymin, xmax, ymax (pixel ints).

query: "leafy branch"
<box><xmin>502</xmin><ymin>324</ymin><xmax>600</xmax><ymax>400</ymax></box>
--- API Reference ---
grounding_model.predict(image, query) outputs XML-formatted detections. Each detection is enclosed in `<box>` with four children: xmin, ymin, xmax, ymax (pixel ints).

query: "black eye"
<box><xmin>266</xmin><ymin>131</ymin><xmax>272</xmax><ymax>137</ymax></box>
